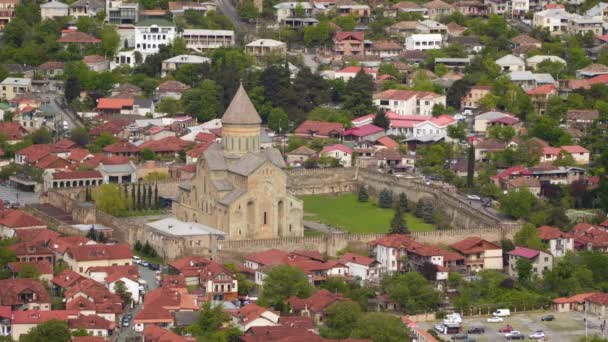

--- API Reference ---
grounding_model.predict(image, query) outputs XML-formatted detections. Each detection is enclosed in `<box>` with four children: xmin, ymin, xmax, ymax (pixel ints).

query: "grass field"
<box><xmin>301</xmin><ymin>194</ymin><xmax>435</xmax><ymax>233</ymax></box>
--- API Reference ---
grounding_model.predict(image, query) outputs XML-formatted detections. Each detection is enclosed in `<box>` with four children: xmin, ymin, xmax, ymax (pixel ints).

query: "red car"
<box><xmin>498</xmin><ymin>325</ymin><xmax>513</xmax><ymax>333</ymax></box>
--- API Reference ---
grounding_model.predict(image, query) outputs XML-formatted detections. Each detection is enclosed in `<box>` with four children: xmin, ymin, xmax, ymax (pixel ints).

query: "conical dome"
<box><xmin>221</xmin><ymin>84</ymin><xmax>262</xmax><ymax>125</ymax></box>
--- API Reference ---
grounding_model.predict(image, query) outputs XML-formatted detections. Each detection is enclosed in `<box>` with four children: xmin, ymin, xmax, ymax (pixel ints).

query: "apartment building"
<box><xmin>405</xmin><ymin>33</ymin><xmax>443</xmax><ymax>51</ymax></box>
<box><xmin>106</xmin><ymin>0</ymin><xmax>138</xmax><ymax>24</ymax></box>
<box><xmin>134</xmin><ymin>19</ymin><xmax>177</xmax><ymax>58</ymax></box>
<box><xmin>374</xmin><ymin>89</ymin><xmax>446</xmax><ymax>116</ymax></box>
<box><xmin>180</xmin><ymin>29</ymin><xmax>235</xmax><ymax>52</ymax></box>
<box><xmin>0</xmin><ymin>0</ymin><xmax>19</xmax><ymax>31</ymax></box>
<box><xmin>0</xmin><ymin>77</ymin><xmax>31</xmax><ymax>101</ymax></box>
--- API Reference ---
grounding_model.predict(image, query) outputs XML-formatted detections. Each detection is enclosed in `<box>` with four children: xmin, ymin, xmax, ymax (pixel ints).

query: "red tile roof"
<box><xmin>294</xmin><ymin>120</ymin><xmax>344</xmax><ymax>137</ymax></box>
<box><xmin>64</xmin><ymin>279</ymin><xmax>123</xmax><ymax>312</ymax></box>
<box><xmin>526</xmin><ymin>84</ymin><xmax>556</xmax><ymax>96</ymax></box>
<box><xmin>12</xmin><ymin>310</ymin><xmax>77</xmax><ymax>324</ymax></box>
<box><xmin>50</xmin><ymin>236</ymin><xmax>94</xmax><ymax>255</ymax></box>
<box><xmin>561</xmin><ymin>145</ymin><xmax>589</xmax><ymax>154</ymax></box>
<box><xmin>15</xmin><ymin>228</ymin><xmax>59</xmax><ymax>245</ymax></box>
<box><xmin>336</xmin><ymin>66</ymin><xmax>377</xmax><ymax>75</ymax></box>
<box><xmin>343</xmin><ymin>124</ymin><xmax>384</xmax><ymax>137</ymax></box>
<box><xmin>376</xmin><ymin>136</ymin><xmax>399</xmax><ymax>149</ymax></box>
<box><xmin>57</xmin><ymin>31</ymin><xmax>101</xmax><ymax>44</ymax></box>
<box><xmin>97</xmin><ymin>98</ymin><xmax>134</xmax><ymax>110</ymax></box>
<box><xmin>321</xmin><ymin>144</ymin><xmax>353</xmax><ymax>154</ymax></box>
<box><xmin>139</xmin><ymin>136</ymin><xmax>190</xmax><ymax>153</ymax></box>
<box><xmin>335</xmin><ymin>31</ymin><xmax>364</xmax><ymax>42</ymax></box>
<box><xmin>8</xmin><ymin>260</ymin><xmax>53</xmax><ymax>275</ymax></box>
<box><xmin>158</xmin><ymin>80</ymin><xmax>190</xmax><ymax>93</ymax></box>
<box><xmin>69</xmin><ymin>314</ymin><xmax>115</xmax><ymax>330</ymax></box>
<box><xmin>538</xmin><ymin>225</ymin><xmax>574</xmax><ymax>240</ymax></box>
<box><xmin>195</xmin><ymin>132</ymin><xmax>217</xmax><ymax>143</ymax></box>
<box><xmin>103</xmin><ymin>141</ymin><xmax>140</xmax><ymax>154</ymax></box>
<box><xmin>144</xmin><ymin>324</ymin><xmax>189</xmax><ymax>342</ymax></box>
<box><xmin>39</xmin><ymin>61</ymin><xmax>65</xmax><ymax>70</ymax></box>
<box><xmin>228</xmin><ymin>303</ymin><xmax>277</xmax><ymax>322</ymax></box>
<box><xmin>375</xmin><ymin>89</ymin><xmax>442</xmax><ymax>100</ymax></box>
<box><xmin>245</xmin><ymin>249</ymin><xmax>290</xmax><ymax>266</ymax></box>
<box><xmin>286</xmin><ymin>289</ymin><xmax>343</xmax><ymax>313</ymax></box>
<box><xmin>0</xmin><ymin>122</ymin><xmax>27</xmax><ymax>140</ymax></box>
<box><xmin>553</xmin><ymin>292</ymin><xmax>598</xmax><ymax>304</ymax></box>
<box><xmin>83</xmin><ymin>55</ymin><xmax>107</xmax><ymax>64</ymax></box>
<box><xmin>588</xmin><ymin>293</ymin><xmax>608</xmax><ymax>305</ymax></box>
<box><xmin>571</xmin><ymin>223</ymin><xmax>608</xmax><ymax>248</ymax></box>
<box><xmin>449</xmin><ymin>237</ymin><xmax>500</xmax><ymax>254</ymax></box>
<box><xmin>338</xmin><ymin>252</ymin><xmax>376</xmax><ymax>266</ymax></box>
<box><xmin>89</xmin><ymin>119</ymin><xmax>131</xmax><ymax>136</ymax></box>
<box><xmin>52</xmin><ymin>269</ymin><xmax>85</xmax><ymax>289</ymax></box>
<box><xmin>9</xmin><ymin>242</ymin><xmax>54</xmax><ymax>258</ymax></box>
<box><xmin>0</xmin><ymin>209</ymin><xmax>45</xmax><ymax>228</ymax></box>
<box><xmin>51</xmin><ymin>170</ymin><xmax>103</xmax><ymax>180</ymax></box>
<box><xmin>35</xmin><ymin>154</ymin><xmax>71</xmax><ymax>170</ymax></box>
<box><xmin>186</xmin><ymin>141</ymin><xmax>214</xmax><ymax>158</ymax></box>
<box><xmin>0</xmin><ymin>278</ymin><xmax>51</xmax><ymax>306</ymax></box>
<box><xmin>508</xmin><ymin>246</ymin><xmax>541</xmax><ymax>259</ymax></box>
<box><xmin>543</xmin><ymin>146</ymin><xmax>562</xmax><ymax>156</ymax></box>
<box><xmin>369</xmin><ymin>234</ymin><xmax>419</xmax><ymax>248</ymax></box>
<box><xmin>65</xmin><ymin>243</ymin><xmax>133</xmax><ymax>262</ymax></box>
<box><xmin>68</xmin><ymin>148</ymin><xmax>91</xmax><ymax>162</ymax></box>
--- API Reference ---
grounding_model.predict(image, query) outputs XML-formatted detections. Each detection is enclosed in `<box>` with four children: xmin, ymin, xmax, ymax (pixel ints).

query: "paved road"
<box><xmin>0</xmin><ymin>184</ymin><xmax>40</xmax><ymax>206</ymax></box>
<box><xmin>216</xmin><ymin>0</ymin><xmax>246</xmax><ymax>29</ymax></box>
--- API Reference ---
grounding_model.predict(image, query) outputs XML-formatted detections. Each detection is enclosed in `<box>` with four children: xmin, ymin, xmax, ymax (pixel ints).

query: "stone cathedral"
<box><xmin>174</xmin><ymin>85</ymin><xmax>304</xmax><ymax>240</ymax></box>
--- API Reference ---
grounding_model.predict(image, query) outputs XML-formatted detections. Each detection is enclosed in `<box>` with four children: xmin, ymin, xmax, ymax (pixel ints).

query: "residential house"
<box><xmin>69</xmin><ymin>0</ymin><xmax>104</xmax><ymax>18</ymax></box>
<box><xmin>532</xmin><ymin>9</ymin><xmax>577</xmax><ymax>35</ymax></box>
<box><xmin>106</xmin><ymin>0</ymin><xmax>138</xmax><ymax>24</ymax></box>
<box><xmin>333</xmin><ymin>31</ymin><xmax>365</xmax><ymax>57</ymax></box>
<box><xmin>83</xmin><ymin>55</ymin><xmax>109</xmax><ymax>72</ymax></box>
<box><xmin>511</xmin><ymin>34</ymin><xmax>541</xmax><ymax>50</ymax></box>
<box><xmin>507</xmin><ymin>247</ymin><xmax>553</xmax><ymax>279</ymax></box>
<box><xmin>561</xmin><ymin>145</ymin><xmax>590</xmax><ymax>165</ymax></box>
<box><xmin>386</xmin><ymin>113</ymin><xmax>456</xmax><ymax>143</ymax></box>
<box><xmin>338</xmin><ymin>252</ymin><xmax>382</xmax><ymax>283</ymax></box>
<box><xmin>527</xmin><ymin>84</ymin><xmax>557</xmax><ymax>114</ymax></box>
<box><xmin>586</xmin><ymin>2</ymin><xmax>608</xmax><ymax>20</ymax></box>
<box><xmin>333</xmin><ymin>66</ymin><xmax>377</xmax><ymax>81</ymax></box>
<box><xmin>0</xmin><ymin>278</ymin><xmax>51</xmax><ymax>311</ymax></box>
<box><xmin>586</xmin><ymin>293</ymin><xmax>608</xmax><ymax>317</ymax></box>
<box><xmin>572</xmin><ymin>223</ymin><xmax>608</xmax><ymax>252</ymax></box>
<box><xmin>461</xmin><ymin>85</ymin><xmax>491</xmax><ymax>110</ymax></box>
<box><xmin>245</xmin><ymin>39</ymin><xmax>286</xmax><ymax>60</ymax></box>
<box><xmin>508</xmin><ymin>71</ymin><xmax>556</xmax><ymax>91</ymax></box>
<box><xmin>495</xmin><ymin>54</ymin><xmax>525</xmax><ymax>72</ymax></box>
<box><xmin>86</xmin><ymin>265</ymin><xmax>142</xmax><ymax>304</ymax></box>
<box><xmin>10</xmin><ymin>242</ymin><xmax>54</xmax><ymax>264</ymax></box>
<box><xmin>286</xmin><ymin>146</ymin><xmax>316</xmax><ymax>166</ymax></box>
<box><xmin>0</xmin><ymin>209</ymin><xmax>46</xmax><ymax>238</ymax></box>
<box><xmin>511</xmin><ymin>0</ymin><xmax>529</xmax><ymax>17</ymax></box>
<box><xmin>368</xmin><ymin>40</ymin><xmax>402</xmax><ymax>59</ymax></box>
<box><xmin>320</xmin><ymin>144</ymin><xmax>353</xmax><ymax>167</ymax></box>
<box><xmin>387</xmin><ymin>1</ymin><xmax>427</xmax><ymax>18</ymax></box>
<box><xmin>63</xmin><ymin>243</ymin><xmax>133</xmax><ymax>275</ymax></box>
<box><xmin>38</xmin><ymin>61</ymin><xmax>64</xmax><ymax>78</ymax></box>
<box><xmin>229</xmin><ymin>303</ymin><xmax>280</xmax><ymax>331</ymax></box>
<box><xmin>566</xmin><ymin>109</ymin><xmax>598</xmax><ymax>130</ymax></box>
<box><xmin>40</xmin><ymin>1</ymin><xmax>68</xmax><ymax>19</ymax></box>
<box><xmin>447</xmin><ymin>35</ymin><xmax>483</xmax><ymax>53</ymax></box>
<box><xmin>96</xmin><ymin>157</ymin><xmax>137</xmax><ymax>184</ymax></box>
<box><xmin>7</xmin><ymin>261</ymin><xmax>53</xmax><ymax>282</ymax></box>
<box><xmin>143</xmin><ymin>324</ymin><xmax>188</xmax><ymax>342</ymax></box>
<box><xmin>553</xmin><ymin>292</ymin><xmax>598</xmax><ymax>313</ymax></box>
<box><xmin>453</xmin><ymin>0</ymin><xmax>487</xmax><ymax>16</ymax></box>
<box><xmin>168</xmin><ymin>1</ymin><xmax>215</xmax><ymax>15</ymax></box>
<box><xmin>449</xmin><ymin>237</ymin><xmax>503</xmax><ymax>273</ymax></box>
<box><xmin>0</xmin><ymin>122</ymin><xmax>27</xmax><ymax>144</ymax></box>
<box><xmin>405</xmin><ymin>33</ymin><xmax>443</xmax><ymax>51</ymax></box>
<box><xmin>0</xmin><ymin>0</ymin><xmax>19</xmax><ymax>31</ymax></box>
<box><xmin>374</xmin><ymin>89</ymin><xmax>446</xmax><ymax>116</ymax></box>
<box><xmin>286</xmin><ymin>289</ymin><xmax>343</xmax><ymax>324</ymax></box>
<box><xmin>180</xmin><ymin>29</ymin><xmax>235</xmax><ymax>53</ymax></box>
<box><xmin>68</xmin><ymin>314</ymin><xmax>115</xmax><ymax>337</ymax></box>
<box><xmin>102</xmin><ymin>141</ymin><xmax>140</xmax><ymax>157</ymax></box>
<box><xmin>57</xmin><ymin>30</ymin><xmax>101</xmax><ymax>48</ymax></box>
<box><xmin>503</xmin><ymin>176</ymin><xmax>542</xmax><ymax>196</ymax></box>
<box><xmin>526</xmin><ymin>55</ymin><xmax>566</xmax><ymax>70</ymax></box>
<box><xmin>161</xmin><ymin>54</ymin><xmax>210</xmax><ymax>77</ymax></box>
<box><xmin>0</xmin><ymin>77</ymin><xmax>31</xmax><ymax>101</ymax></box>
<box><xmin>156</xmin><ymin>80</ymin><xmax>190</xmax><ymax>100</ymax></box>
<box><xmin>294</xmin><ymin>120</ymin><xmax>344</xmax><ymax>139</ymax></box>
<box><xmin>568</xmin><ymin>17</ymin><xmax>602</xmax><ymax>36</ymax></box>
<box><xmin>168</xmin><ymin>256</ymin><xmax>238</xmax><ymax>301</ymax></box>
<box><xmin>336</xmin><ymin>0</ymin><xmax>370</xmax><ymax>20</ymax></box>
<box><xmin>273</xmin><ymin>2</ymin><xmax>317</xmax><ymax>27</ymax></box>
<box><xmin>134</xmin><ymin>19</ymin><xmax>177</xmax><ymax>58</ymax></box>
<box><xmin>11</xmin><ymin>311</ymin><xmax>77</xmax><ymax>340</ymax></box>
<box><xmin>64</xmin><ymin>278</ymin><xmax>123</xmax><ymax>322</ymax></box>
<box><xmin>342</xmin><ymin>124</ymin><xmax>385</xmax><ymax>142</ymax></box>
<box><xmin>424</xmin><ymin>0</ymin><xmax>454</xmax><ymax>19</ymax></box>
<box><xmin>474</xmin><ymin>138</ymin><xmax>508</xmax><ymax>162</ymax></box>
<box><xmin>538</xmin><ymin>225</ymin><xmax>574</xmax><ymax>257</ymax></box>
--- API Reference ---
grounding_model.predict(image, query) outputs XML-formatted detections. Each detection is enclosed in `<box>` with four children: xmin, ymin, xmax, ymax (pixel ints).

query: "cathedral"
<box><xmin>173</xmin><ymin>85</ymin><xmax>304</xmax><ymax>240</ymax></box>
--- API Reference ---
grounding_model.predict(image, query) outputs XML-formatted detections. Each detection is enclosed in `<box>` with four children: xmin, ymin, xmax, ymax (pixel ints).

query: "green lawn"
<box><xmin>301</xmin><ymin>194</ymin><xmax>435</xmax><ymax>233</ymax></box>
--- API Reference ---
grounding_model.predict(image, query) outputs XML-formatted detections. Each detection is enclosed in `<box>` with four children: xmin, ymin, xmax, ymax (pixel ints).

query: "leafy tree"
<box><xmin>320</xmin><ymin>301</ymin><xmax>362</xmax><ymax>339</ymax></box>
<box><xmin>89</xmin><ymin>133</ymin><xmax>116</xmax><ymax>152</ymax></box>
<box><xmin>70</xmin><ymin>128</ymin><xmax>89</xmax><ymax>147</ymax></box>
<box><xmin>447</xmin><ymin>122</ymin><xmax>466</xmax><ymax>141</ymax></box>
<box><xmin>157</xmin><ymin>97</ymin><xmax>183</xmax><ymax>116</ymax></box>
<box><xmin>334</xmin><ymin>15</ymin><xmax>357</xmax><ymax>31</ymax></box>
<box><xmin>181</xmin><ymin>79</ymin><xmax>222</xmax><ymax>122</ymax></box>
<box><xmin>381</xmin><ymin>272</ymin><xmax>440</xmax><ymax>313</ymax></box>
<box><xmin>27</xmin><ymin>128</ymin><xmax>52</xmax><ymax>144</ymax></box>
<box><xmin>513</xmin><ymin>223</ymin><xmax>546</xmax><ymax>251</ymax></box>
<box><xmin>100</xmin><ymin>25</ymin><xmax>120</xmax><ymax>58</ymax></box>
<box><xmin>378</xmin><ymin>189</ymin><xmax>393</xmax><ymax>208</ymax></box>
<box><xmin>92</xmin><ymin>184</ymin><xmax>131</xmax><ymax>215</ymax></box>
<box><xmin>258</xmin><ymin>265</ymin><xmax>313</xmax><ymax>309</ymax></box>
<box><xmin>187</xmin><ymin>302</ymin><xmax>241</xmax><ymax>340</ymax></box>
<box><xmin>238</xmin><ymin>0</ymin><xmax>259</xmax><ymax>20</ymax></box>
<box><xmin>304</xmin><ymin>20</ymin><xmax>333</xmax><ymax>46</ymax></box>
<box><xmin>487</xmin><ymin>125</ymin><xmax>515</xmax><ymax>141</ymax></box>
<box><xmin>516</xmin><ymin>257</ymin><xmax>533</xmax><ymax>283</ymax></box>
<box><xmin>343</xmin><ymin>70</ymin><xmax>376</xmax><ymax>117</ymax></box>
<box><xmin>134</xmin><ymin>240</ymin><xmax>143</xmax><ymax>252</ymax></box>
<box><xmin>19</xmin><ymin>320</ymin><xmax>71</xmax><ymax>342</ymax></box>
<box><xmin>500</xmin><ymin>188</ymin><xmax>538</xmax><ymax>219</ymax></box>
<box><xmin>527</xmin><ymin>115</ymin><xmax>572</xmax><ymax>146</ymax></box>
<box><xmin>372</xmin><ymin>109</ymin><xmax>390</xmax><ymax>130</ymax></box>
<box><xmin>268</xmin><ymin>107</ymin><xmax>288</xmax><ymax>133</ymax></box>
<box><xmin>351</xmin><ymin>313</ymin><xmax>411</xmax><ymax>342</ymax></box>
<box><xmin>308</xmin><ymin>107</ymin><xmax>352</xmax><ymax>125</ymax></box>
<box><xmin>141</xmin><ymin>148</ymin><xmax>155</xmax><ymax>161</ymax></box>
<box><xmin>17</xmin><ymin>263</ymin><xmax>39</xmax><ymax>279</ymax></box>
<box><xmin>114</xmin><ymin>281</ymin><xmax>133</xmax><ymax>308</ymax></box>
<box><xmin>358</xmin><ymin>186</ymin><xmax>369</xmax><ymax>202</ymax></box>
<box><xmin>415</xmin><ymin>199</ymin><xmax>435</xmax><ymax>223</ymax></box>
<box><xmin>65</xmin><ymin>76</ymin><xmax>81</xmax><ymax>103</ymax></box>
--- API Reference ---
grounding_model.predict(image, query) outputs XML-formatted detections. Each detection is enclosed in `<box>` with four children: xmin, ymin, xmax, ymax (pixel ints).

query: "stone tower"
<box><xmin>221</xmin><ymin>84</ymin><xmax>262</xmax><ymax>155</ymax></box>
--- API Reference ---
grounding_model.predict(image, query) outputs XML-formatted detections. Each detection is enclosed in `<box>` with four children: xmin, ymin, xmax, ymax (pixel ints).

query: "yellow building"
<box><xmin>174</xmin><ymin>84</ymin><xmax>304</xmax><ymax>240</ymax></box>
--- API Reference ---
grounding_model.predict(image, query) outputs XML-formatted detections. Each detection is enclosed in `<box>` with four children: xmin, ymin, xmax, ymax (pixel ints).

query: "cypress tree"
<box><xmin>389</xmin><ymin>207</ymin><xmax>409</xmax><ymax>235</ymax></box>
<box><xmin>467</xmin><ymin>144</ymin><xmax>475</xmax><ymax>188</ymax></box>
<box><xmin>398</xmin><ymin>193</ymin><xmax>408</xmax><ymax>212</ymax></box>
<box><xmin>154</xmin><ymin>184</ymin><xmax>159</xmax><ymax>209</ymax></box>
<box><xmin>142</xmin><ymin>185</ymin><xmax>147</xmax><ymax>210</ymax></box>
<box><xmin>137</xmin><ymin>183</ymin><xmax>142</xmax><ymax>210</ymax></box>
<box><xmin>147</xmin><ymin>184</ymin><xmax>152</xmax><ymax>210</ymax></box>
<box><xmin>378</xmin><ymin>189</ymin><xmax>393</xmax><ymax>208</ymax></box>
<box><xmin>358</xmin><ymin>186</ymin><xmax>369</xmax><ymax>202</ymax></box>
<box><xmin>131</xmin><ymin>185</ymin><xmax>136</xmax><ymax>209</ymax></box>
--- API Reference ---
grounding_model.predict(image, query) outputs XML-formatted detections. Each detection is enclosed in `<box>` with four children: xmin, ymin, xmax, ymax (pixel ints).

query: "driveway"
<box><xmin>419</xmin><ymin>311</ymin><xmax>606</xmax><ymax>342</ymax></box>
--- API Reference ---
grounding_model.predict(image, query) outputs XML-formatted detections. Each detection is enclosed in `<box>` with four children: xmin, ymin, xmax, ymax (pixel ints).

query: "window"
<box><xmin>263</xmin><ymin>211</ymin><xmax>267</xmax><ymax>225</ymax></box>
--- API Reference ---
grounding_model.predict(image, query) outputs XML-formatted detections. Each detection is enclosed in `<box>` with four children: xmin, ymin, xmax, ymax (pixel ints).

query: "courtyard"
<box><xmin>301</xmin><ymin>193</ymin><xmax>435</xmax><ymax>234</ymax></box>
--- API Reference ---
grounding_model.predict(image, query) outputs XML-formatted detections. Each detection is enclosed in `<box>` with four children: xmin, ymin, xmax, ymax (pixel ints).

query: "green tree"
<box><xmin>320</xmin><ymin>301</ymin><xmax>363</xmax><ymax>339</ymax></box>
<box><xmin>27</xmin><ymin>128</ymin><xmax>52</xmax><ymax>144</ymax></box>
<box><xmin>516</xmin><ymin>257</ymin><xmax>533</xmax><ymax>283</ymax></box>
<box><xmin>157</xmin><ymin>97</ymin><xmax>183</xmax><ymax>116</ymax></box>
<box><xmin>499</xmin><ymin>188</ymin><xmax>538</xmax><ymax>219</ymax></box>
<box><xmin>92</xmin><ymin>184</ymin><xmax>131</xmax><ymax>215</ymax></box>
<box><xmin>467</xmin><ymin>144</ymin><xmax>475</xmax><ymax>188</ymax></box>
<box><xmin>513</xmin><ymin>223</ymin><xmax>546</xmax><ymax>251</ymax></box>
<box><xmin>351</xmin><ymin>313</ymin><xmax>411</xmax><ymax>342</ymax></box>
<box><xmin>378</xmin><ymin>189</ymin><xmax>393</xmax><ymax>208</ymax></box>
<box><xmin>141</xmin><ymin>148</ymin><xmax>155</xmax><ymax>161</ymax></box>
<box><xmin>398</xmin><ymin>193</ymin><xmax>408</xmax><ymax>212</ymax></box>
<box><xmin>100</xmin><ymin>25</ymin><xmax>120</xmax><ymax>58</ymax></box>
<box><xmin>447</xmin><ymin>122</ymin><xmax>466</xmax><ymax>141</ymax></box>
<box><xmin>238</xmin><ymin>0</ymin><xmax>259</xmax><ymax>20</ymax></box>
<box><xmin>372</xmin><ymin>109</ymin><xmax>390</xmax><ymax>130</ymax></box>
<box><xmin>114</xmin><ymin>281</ymin><xmax>133</xmax><ymax>307</ymax></box>
<box><xmin>70</xmin><ymin>127</ymin><xmax>89</xmax><ymax>147</ymax></box>
<box><xmin>268</xmin><ymin>107</ymin><xmax>288</xmax><ymax>133</ymax></box>
<box><xmin>182</xmin><ymin>79</ymin><xmax>221</xmax><ymax>122</ymax></box>
<box><xmin>187</xmin><ymin>302</ymin><xmax>241</xmax><ymax>340</ymax></box>
<box><xmin>334</xmin><ymin>15</ymin><xmax>357</xmax><ymax>31</ymax></box>
<box><xmin>17</xmin><ymin>263</ymin><xmax>39</xmax><ymax>279</ymax></box>
<box><xmin>381</xmin><ymin>272</ymin><xmax>441</xmax><ymax>314</ymax></box>
<box><xmin>487</xmin><ymin>125</ymin><xmax>515</xmax><ymax>141</ymax></box>
<box><xmin>258</xmin><ymin>265</ymin><xmax>313</xmax><ymax>309</ymax></box>
<box><xmin>358</xmin><ymin>186</ymin><xmax>369</xmax><ymax>202</ymax></box>
<box><xmin>343</xmin><ymin>70</ymin><xmax>376</xmax><ymax>117</ymax></box>
<box><xmin>389</xmin><ymin>207</ymin><xmax>408</xmax><ymax>235</ymax></box>
<box><xmin>90</xmin><ymin>133</ymin><xmax>116</xmax><ymax>152</ymax></box>
<box><xmin>64</xmin><ymin>76</ymin><xmax>80</xmax><ymax>103</ymax></box>
<box><xmin>19</xmin><ymin>320</ymin><xmax>71</xmax><ymax>342</ymax></box>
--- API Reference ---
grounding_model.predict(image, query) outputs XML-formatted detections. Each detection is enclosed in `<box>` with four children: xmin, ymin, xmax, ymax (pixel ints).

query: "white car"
<box><xmin>466</xmin><ymin>194</ymin><xmax>481</xmax><ymax>201</ymax></box>
<box><xmin>132</xmin><ymin>256</ymin><xmax>141</xmax><ymax>265</ymax></box>
<box><xmin>487</xmin><ymin>316</ymin><xmax>504</xmax><ymax>323</ymax></box>
<box><xmin>529</xmin><ymin>331</ymin><xmax>545</xmax><ymax>339</ymax></box>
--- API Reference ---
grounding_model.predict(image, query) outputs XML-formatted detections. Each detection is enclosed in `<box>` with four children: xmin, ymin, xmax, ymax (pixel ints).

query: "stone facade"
<box><xmin>173</xmin><ymin>85</ymin><xmax>304</xmax><ymax>240</ymax></box>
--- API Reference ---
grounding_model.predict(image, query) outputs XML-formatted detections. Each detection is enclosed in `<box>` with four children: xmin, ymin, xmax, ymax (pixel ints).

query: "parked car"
<box><xmin>121</xmin><ymin>316</ymin><xmax>131</xmax><ymax>327</ymax></box>
<box><xmin>541</xmin><ymin>315</ymin><xmax>555</xmax><ymax>321</ymax></box>
<box><xmin>466</xmin><ymin>194</ymin><xmax>481</xmax><ymax>201</ymax></box>
<box><xmin>498</xmin><ymin>325</ymin><xmax>513</xmax><ymax>333</ymax></box>
<box><xmin>451</xmin><ymin>334</ymin><xmax>468</xmax><ymax>340</ymax></box>
<box><xmin>140</xmin><ymin>261</ymin><xmax>150</xmax><ymax>267</ymax></box>
<box><xmin>148</xmin><ymin>263</ymin><xmax>160</xmax><ymax>271</ymax></box>
<box><xmin>132</xmin><ymin>256</ymin><xmax>141</xmax><ymax>265</ymax></box>
<box><xmin>493</xmin><ymin>309</ymin><xmax>511</xmax><ymax>317</ymax></box>
<box><xmin>487</xmin><ymin>316</ymin><xmax>504</xmax><ymax>323</ymax></box>
<box><xmin>467</xmin><ymin>327</ymin><xmax>485</xmax><ymax>334</ymax></box>
<box><xmin>504</xmin><ymin>331</ymin><xmax>524</xmax><ymax>340</ymax></box>
<box><xmin>529</xmin><ymin>331</ymin><xmax>545</xmax><ymax>339</ymax></box>
<box><xmin>123</xmin><ymin>313</ymin><xmax>132</xmax><ymax>320</ymax></box>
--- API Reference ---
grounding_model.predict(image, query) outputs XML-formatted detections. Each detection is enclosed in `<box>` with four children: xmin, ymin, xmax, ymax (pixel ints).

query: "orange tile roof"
<box><xmin>97</xmin><ymin>98</ymin><xmax>134</xmax><ymax>110</ymax></box>
<box><xmin>65</xmin><ymin>243</ymin><xmax>132</xmax><ymax>261</ymax></box>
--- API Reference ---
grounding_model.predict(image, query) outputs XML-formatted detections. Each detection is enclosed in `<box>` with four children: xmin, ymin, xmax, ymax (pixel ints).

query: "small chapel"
<box><xmin>173</xmin><ymin>84</ymin><xmax>304</xmax><ymax>240</ymax></box>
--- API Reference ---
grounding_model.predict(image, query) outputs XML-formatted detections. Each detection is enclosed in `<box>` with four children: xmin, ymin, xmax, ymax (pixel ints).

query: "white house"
<box><xmin>320</xmin><ymin>144</ymin><xmax>353</xmax><ymax>167</ymax></box>
<box><xmin>180</xmin><ymin>29</ymin><xmax>235</xmax><ymax>52</ymax></box>
<box><xmin>405</xmin><ymin>33</ymin><xmax>443</xmax><ymax>51</ymax></box>
<box><xmin>511</xmin><ymin>0</ymin><xmax>529</xmax><ymax>17</ymax></box>
<box><xmin>134</xmin><ymin>19</ymin><xmax>177</xmax><ymax>58</ymax></box>
<box><xmin>561</xmin><ymin>145</ymin><xmax>590</xmax><ymax>165</ymax></box>
<box><xmin>508</xmin><ymin>71</ymin><xmax>556</xmax><ymax>91</ymax></box>
<box><xmin>495</xmin><ymin>54</ymin><xmax>525</xmax><ymax>72</ymax></box>
<box><xmin>474</xmin><ymin>111</ymin><xmax>518</xmax><ymax>133</ymax></box>
<box><xmin>40</xmin><ymin>1</ymin><xmax>69</xmax><ymax>19</ymax></box>
<box><xmin>230</xmin><ymin>303</ymin><xmax>280</xmax><ymax>331</ymax></box>
<box><xmin>374</xmin><ymin>89</ymin><xmax>446</xmax><ymax>116</ymax></box>
<box><xmin>387</xmin><ymin>113</ymin><xmax>456</xmax><ymax>141</ymax></box>
<box><xmin>338</xmin><ymin>253</ymin><xmax>382</xmax><ymax>283</ymax></box>
<box><xmin>533</xmin><ymin>9</ymin><xmax>577</xmax><ymax>35</ymax></box>
<box><xmin>526</xmin><ymin>55</ymin><xmax>566</xmax><ymax>70</ymax></box>
<box><xmin>161</xmin><ymin>54</ymin><xmax>210</xmax><ymax>77</ymax></box>
<box><xmin>586</xmin><ymin>2</ymin><xmax>608</xmax><ymax>20</ymax></box>
<box><xmin>273</xmin><ymin>2</ymin><xmax>316</xmax><ymax>27</ymax></box>
<box><xmin>333</xmin><ymin>66</ymin><xmax>378</xmax><ymax>81</ymax></box>
<box><xmin>538</xmin><ymin>226</ymin><xmax>575</xmax><ymax>258</ymax></box>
